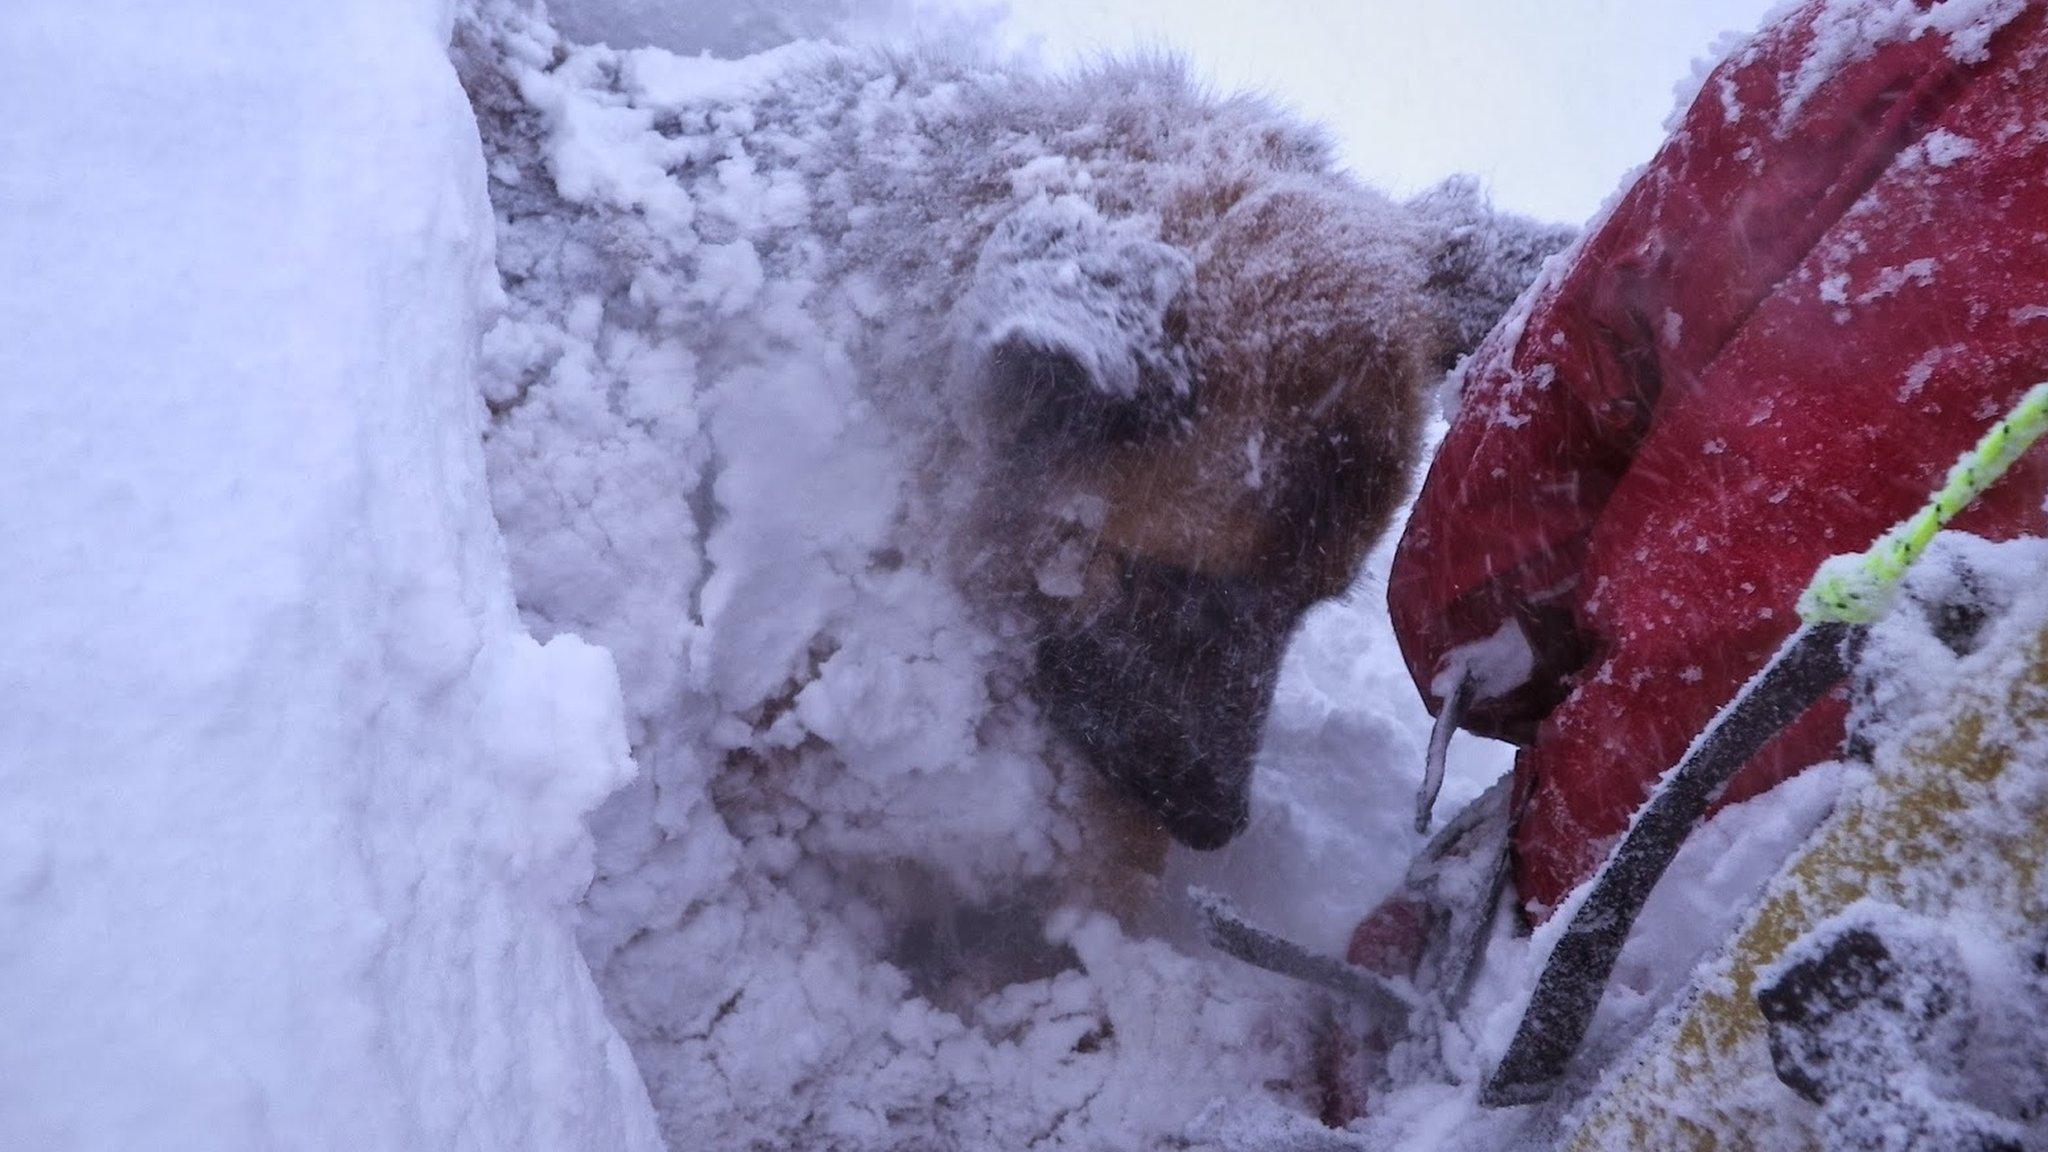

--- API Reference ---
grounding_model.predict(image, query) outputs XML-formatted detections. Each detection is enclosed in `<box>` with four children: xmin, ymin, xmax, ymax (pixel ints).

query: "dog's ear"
<box><xmin>961</xmin><ymin>194</ymin><xmax>1195</xmax><ymax>448</ymax></box>
<box><xmin>984</xmin><ymin>324</ymin><xmax>1193</xmax><ymax>451</ymax></box>
<box><xmin>1409</xmin><ymin>177</ymin><xmax>1577</xmax><ymax>372</ymax></box>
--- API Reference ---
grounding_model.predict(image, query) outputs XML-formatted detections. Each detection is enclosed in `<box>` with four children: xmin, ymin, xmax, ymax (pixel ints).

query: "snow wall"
<box><xmin>0</xmin><ymin>2</ymin><xmax>658</xmax><ymax>1148</ymax></box>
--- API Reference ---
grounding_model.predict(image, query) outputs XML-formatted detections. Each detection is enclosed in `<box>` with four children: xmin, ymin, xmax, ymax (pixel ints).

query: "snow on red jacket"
<box><xmin>1389</xmin><ymin>0</ymin><xmax>2048</xmax><ymax>919</ymax></box>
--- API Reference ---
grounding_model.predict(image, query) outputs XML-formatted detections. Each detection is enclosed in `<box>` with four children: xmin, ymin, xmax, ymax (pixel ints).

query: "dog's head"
<box><xmin>948</xmin><ymin>73</ymin><xmax>1570</xmax><ymax>851</ymax></box>
<box><xmin>955</xmin><ymin>205</ymin><xmax>1457</xmax><ymax>847</ymax></box>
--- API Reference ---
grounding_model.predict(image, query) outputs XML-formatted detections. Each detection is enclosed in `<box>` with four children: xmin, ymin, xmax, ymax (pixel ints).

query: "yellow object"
<box><xmin>1557</xmin><ymin>608</ymin><xmax>2048</xmax><ymax>1151</ymax></box>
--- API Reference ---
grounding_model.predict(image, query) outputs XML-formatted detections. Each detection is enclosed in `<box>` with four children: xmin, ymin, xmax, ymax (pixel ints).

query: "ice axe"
<box><xmin>1192</xmin><ymin>768</ymin><xmax>1520</xmax><ymax>1048</ymax></box>
<box><xmin>1480</xmin><ymin>381</ymin><xmax>2048</xmax><ymax>1108</ymax></box>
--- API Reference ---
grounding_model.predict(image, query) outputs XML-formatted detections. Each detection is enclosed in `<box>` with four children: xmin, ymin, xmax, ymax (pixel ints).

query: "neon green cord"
<box><xmin>1799</xmin><ymin>381</ymin><xmax>2048</xmax><ymax>626</ymax></box>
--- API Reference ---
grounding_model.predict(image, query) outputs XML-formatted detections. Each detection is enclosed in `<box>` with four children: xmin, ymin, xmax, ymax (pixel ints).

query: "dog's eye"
<box><xmin>1110</xmin><ymin>553</ymin><xmax>1279</xmax><ymax>632</ymax></box>
<box><xmin>988</xmin><ymin>336</ymin><xmax>1189</xmax><ymax>450</ymax></box>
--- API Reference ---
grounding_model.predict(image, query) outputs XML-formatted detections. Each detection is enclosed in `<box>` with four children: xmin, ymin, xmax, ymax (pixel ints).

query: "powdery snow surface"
<box><xmin>453</xmin><ymin>0</ymin><xmax>1538</xmax><ymax>1146</ymax></box>
<box><xmin>0</xmin><ymin>2</ymin><xmax>656</xmax><ymax>1148</ymax></box>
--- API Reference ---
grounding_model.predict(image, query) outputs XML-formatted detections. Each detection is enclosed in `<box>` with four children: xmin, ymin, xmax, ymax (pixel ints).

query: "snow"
<box><xmin>1665</xmin><ymin>26</ymin><xmax>1757</xmax><ymax>131</ymax></box>
<box><xmin>1430</xmin><ymin>620</ymin><xmax>1539</xmax><ymax>703</ymax></box>
<box><xmin>452</xmin><ymin>8</ymin><xmax>1867</xmax><ymax>1139</ymax></box>
<box><xmin>1846</xmin><ymin>532</ymin><xmax>2048</xmax><ymax>753</ymax></box>
<box><xmin>0</xmin><ymin>1</ymin><xmax>655</xmax><ymax>1147</ymax></box>
<box><xmin>1755</xmin><ymin>901</ymin><xmax>2031</xmax><ymax>1149</ymax></box>
<box><xmin>1914</xmin><ymin>127</ymin><xmax>1981</xmax><ymax>168</ymax></box>
<box><xmin>544</xmin><ymin>0</ymin><xmax>1001</xmax><ymax>58</ymax></box>
<box><xmin>1763</xmin><ymin>0</ymin><xmax>2027</xmax><ymax>129</ymax></box>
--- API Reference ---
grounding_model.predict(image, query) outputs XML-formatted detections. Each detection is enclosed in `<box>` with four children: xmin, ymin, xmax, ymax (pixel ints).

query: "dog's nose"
<box><xmin>1147</xmin><ymin>781</ymin><xmax>1251</xmax><ymax>850</ymax></box>
<box><xmin>1033</xmin><ymin>596</ymin><xmax>1275</xmax><ymax>852</ymax></box>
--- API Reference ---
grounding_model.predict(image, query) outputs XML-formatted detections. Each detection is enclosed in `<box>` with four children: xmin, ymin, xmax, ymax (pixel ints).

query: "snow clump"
<box><xmin>0</xmin><ymin>1</ymin><xmax>657</xmax><ymax>1148</ymax></box>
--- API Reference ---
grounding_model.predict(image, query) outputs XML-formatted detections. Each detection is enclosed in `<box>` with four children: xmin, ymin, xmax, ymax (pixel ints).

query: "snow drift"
<box><xmin>0</xmin><ymin>2</ymin><xmax>655</xmax><ymax>1148</ymax></box>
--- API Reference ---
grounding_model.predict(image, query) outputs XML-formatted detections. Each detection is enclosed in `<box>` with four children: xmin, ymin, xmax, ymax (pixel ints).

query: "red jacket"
<box><xmin>1390</xmin><ymin>0</ymin><xmax>2048</xmax><ymax>918</ymax></box>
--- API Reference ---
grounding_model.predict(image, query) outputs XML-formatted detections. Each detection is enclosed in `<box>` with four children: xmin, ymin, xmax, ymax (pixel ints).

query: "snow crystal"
<box><xmin>1855</xmin><ymin>256</ymin><xmax>1940</xmax><ymax>304</ymax></box>
<box><xmin>1915</xmin><ymin>127</ymin><xmax>1981</xmax><ymax>168</ymax></box>
<box><xmin>1900</xmin><ymin>344</ymin><xmax>1967</xmax><ymax>401</ymax></box>
<box><xmin>1430</xmin><ymin>620</ymin><xmax>1538</xmax><ymax>704</ymax></box>
<box><xmin>1665</xmin><ymin>26</ymin><xmax>1760</xmax><ymax>132</ymax></box>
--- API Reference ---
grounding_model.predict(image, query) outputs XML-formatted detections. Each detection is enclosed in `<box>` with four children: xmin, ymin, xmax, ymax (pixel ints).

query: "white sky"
<box><xmin>993</xmin><ymin>0</ymin><xmax>1786</xmax><ymax>223</ymax></box>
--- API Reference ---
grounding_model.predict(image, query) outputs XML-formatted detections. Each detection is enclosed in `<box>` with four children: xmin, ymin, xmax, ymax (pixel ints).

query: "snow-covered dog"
<box><xmin>457</xmin><ymin>5</ymin><xmax>1564</xmax><ymax>1144</ymax></box>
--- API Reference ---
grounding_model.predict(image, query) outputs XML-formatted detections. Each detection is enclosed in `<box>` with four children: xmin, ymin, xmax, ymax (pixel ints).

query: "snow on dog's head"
<box><xmin>459</xmin><ymin>7</ymin><xmax>1563</xmax><ymax>1145</ymax></box>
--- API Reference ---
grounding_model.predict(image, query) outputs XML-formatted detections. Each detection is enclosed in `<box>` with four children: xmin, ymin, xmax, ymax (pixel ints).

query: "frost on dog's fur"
<box><xmin>457</xmin><ymin>3</ymin><xmax>1562</xmax><ymax>1145</ymax></box>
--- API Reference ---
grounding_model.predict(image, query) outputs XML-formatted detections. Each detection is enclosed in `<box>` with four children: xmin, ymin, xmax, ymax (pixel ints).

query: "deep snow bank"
<box><xmin>0</xmin><ymin>3</ymin><xmax>656</xmax><ymax>1147</ymax></box>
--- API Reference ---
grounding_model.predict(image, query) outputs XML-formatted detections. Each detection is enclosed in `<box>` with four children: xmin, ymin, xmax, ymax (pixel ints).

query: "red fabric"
<box><xmin>1390</xmin><ymin>0</ymin><xmax>2048</xmax><ymax>919</ymax></box>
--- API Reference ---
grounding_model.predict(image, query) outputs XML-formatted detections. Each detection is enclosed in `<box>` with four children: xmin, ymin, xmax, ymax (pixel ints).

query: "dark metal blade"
<box><xmin>1191</xmin><ymin>888</ymin><xmax>1418</xmax><ymax>1027</ymax></box>
<box><xmin>1417</xmin><ymin>669</ymin><xmax>1478</xmax><ymax>833</ymax></box>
